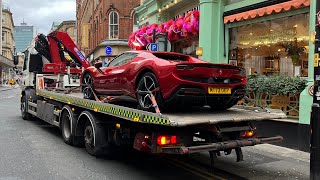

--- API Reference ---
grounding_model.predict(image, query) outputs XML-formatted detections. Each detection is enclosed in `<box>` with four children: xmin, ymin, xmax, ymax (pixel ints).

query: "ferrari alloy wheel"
<box><xmin>136</xmin><ymin>72</ymin><xmax>164</xmax><ymax>112</ymax></box>
<box><xmin>82</xmin><ymin>73</ymin><xmax>95</xmax><ymax>100</ymax></box>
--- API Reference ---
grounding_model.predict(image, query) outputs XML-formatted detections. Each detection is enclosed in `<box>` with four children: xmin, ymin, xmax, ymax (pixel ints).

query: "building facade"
<box><xmin>134</xmin><ymin>0</ymin><xmax>199</xmax><ymax>56</ymax></box>
<box><xmin>76</xmin><ymin>0</ymin><xmax>140</xmax><ymax>63</ymax></box>
<box><xmin>2</xmin><ymin>4</ymin><xmax>14</xmax><ymax>60</ymax></box>
<box><xmin>56</xmin><ymin>20</ymin><xmax>77</xmax><ymax>43</ymax></box>
<box><xmin>14</xmin><ymin>22</ymin><xmax>37</xmax><ymax>53</ymax></box>
<box><xmin>135</xmin><ymin>0</ymin><xmax>311</xmax><ymax>78</ymax></box>
<box><xmin>1</xmin><ymin>4</ymin><xmax>14</xmax><ymax>82</ymax></box>
<box><xmin>50</xmin><ymin>22</ymin><xmax>61</xmax><ymax>32</ymax></box>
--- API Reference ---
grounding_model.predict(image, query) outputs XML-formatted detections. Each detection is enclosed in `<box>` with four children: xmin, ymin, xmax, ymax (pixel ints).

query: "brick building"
<box><xmin>76</xmin><ymin>0</ymin><xmax>140</xmax><ymax>63</ymax></box>
<box><xmin>56</xmin><ymin>20</ymin><xmax>77</xmax><ymax>43</ymax></box>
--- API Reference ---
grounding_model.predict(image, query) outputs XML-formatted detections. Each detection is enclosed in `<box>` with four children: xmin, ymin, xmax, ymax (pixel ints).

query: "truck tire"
<box><xmin>61</xmin><ymin>106</ymin><xmax>74</xmax><ymax>145</ymax></box>
<box><xmin>60</xmin><ymin>106</ymin><xmax>83</xmax><ymax>147</ymax></box>
<box><xmin>80</xmin><ymin>111</ymin><xmax>109</xmax><ymax>156</ymax></box>
<box><xmin>21</xmin><ymin>95</ymin><xmax>31</xmax><ymax>120</ymax></box>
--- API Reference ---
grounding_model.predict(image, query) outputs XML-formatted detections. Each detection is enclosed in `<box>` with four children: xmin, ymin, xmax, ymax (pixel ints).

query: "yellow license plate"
<box><xmin>208</xmin><ymin>87</ymin><xmax>231</xmax><ymax>94</ymax></box>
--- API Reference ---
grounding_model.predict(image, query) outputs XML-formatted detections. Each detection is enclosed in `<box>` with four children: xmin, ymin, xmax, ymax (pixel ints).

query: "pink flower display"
<box><xmin>128</xmin><ymin>10</ymin><xmax>200</xmax><ymax>50</ymax></box>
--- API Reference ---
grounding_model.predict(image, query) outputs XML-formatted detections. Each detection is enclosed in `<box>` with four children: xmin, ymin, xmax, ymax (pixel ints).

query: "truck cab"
<box><xmin>14</xmin><ymin>46</ymin><xmax>50</xmax><ymax>88</ymax></box>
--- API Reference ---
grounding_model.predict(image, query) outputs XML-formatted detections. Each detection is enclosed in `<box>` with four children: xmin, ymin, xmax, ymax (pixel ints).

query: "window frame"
<box><xmin>108</xmin><ymin>11</ymin><xmax>119</xmax><ymax>39</ymax></box>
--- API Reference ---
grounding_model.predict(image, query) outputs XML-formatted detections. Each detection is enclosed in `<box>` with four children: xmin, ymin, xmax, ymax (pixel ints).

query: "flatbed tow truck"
<box><xmin>15</xmin><ymin>31</ymin><xmax>286</xmax><ymax>167</ymax></box>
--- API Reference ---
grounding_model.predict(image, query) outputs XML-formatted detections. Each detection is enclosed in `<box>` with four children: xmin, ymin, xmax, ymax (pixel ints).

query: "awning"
<box><xmin>224</xmin><ymin>0</ymin><xmax>310</xmax><ymax>24</ymax></box>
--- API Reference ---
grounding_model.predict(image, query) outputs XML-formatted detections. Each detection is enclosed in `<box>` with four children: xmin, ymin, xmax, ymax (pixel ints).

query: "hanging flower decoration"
<box><xmin>128</xmin><ymin>10</ymin><xmax>200</xmax><ymax>50</ymax></box>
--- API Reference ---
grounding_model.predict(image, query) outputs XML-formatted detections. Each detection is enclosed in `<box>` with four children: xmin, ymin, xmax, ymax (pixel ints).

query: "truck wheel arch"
<box><xmin>60</xmin><ymin>106</ymin><xmax>75</xmax><ymax>144</ymax></box>
<box><xmin>76</xmin><ymin>111</ymin><xmax>109</xmax><ymax>156</ymax></box>
<box><xmin>76</xmin><ymin>111</ymin><xmax>96</xmax><ymax>145</ymax></box>
<box><xmin>21</xmin><ymin>88</ymin><xmax>37</xmax><ymax>101</ymax></box>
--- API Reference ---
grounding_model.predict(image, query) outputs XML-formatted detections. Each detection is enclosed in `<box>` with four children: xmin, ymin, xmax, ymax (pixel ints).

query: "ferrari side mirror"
<box><xmin>94</xmin><ymin>61</ymin><xmax>102</xmax><ymax>69</ymax></box>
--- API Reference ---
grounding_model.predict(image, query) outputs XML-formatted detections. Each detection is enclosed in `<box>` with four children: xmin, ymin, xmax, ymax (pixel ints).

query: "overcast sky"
<box><xmin>4</xmin><ymin>0</ymin><xmax>76</xmax><ymax>33</ymax></box>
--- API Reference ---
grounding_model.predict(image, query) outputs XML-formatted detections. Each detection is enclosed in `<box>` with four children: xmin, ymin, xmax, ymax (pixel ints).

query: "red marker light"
<box><xmin>157</xmin><ymin>135</ymin><xmax>177</xmax><ymax>146</ymax></box>
<box><xmin>171</xmin><ymin>136</ymin><xmax>177</xmax><ymax>144</ymax></box>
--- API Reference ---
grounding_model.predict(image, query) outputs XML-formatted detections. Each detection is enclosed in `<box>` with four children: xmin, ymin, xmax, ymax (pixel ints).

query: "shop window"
<box><xmin>229</xmin><ymin>13</ymin><xmax>309</xmax><ymax>77</ymax></box>
<box><xmin>173</xmin><ymin>36</ymin><xmax>199</xmax><ymax>58</ymax></box>
<box><xmin>109</xmin><ymin>11</ymin><xmax>119</xmax><ymax>39</ymax></box>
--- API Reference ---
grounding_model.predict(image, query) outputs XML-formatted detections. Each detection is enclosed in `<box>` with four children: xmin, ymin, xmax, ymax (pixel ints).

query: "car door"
<box><xmin>94</xmin><ymin>53</ymin><xmax>137</xmax><ymax>95</ymax></box>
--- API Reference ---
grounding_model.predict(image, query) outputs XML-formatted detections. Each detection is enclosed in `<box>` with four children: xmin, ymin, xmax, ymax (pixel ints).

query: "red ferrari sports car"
<box><xmin>81</xmin><ymin>51</ymin><xmax>246</xmax><ymax>112</ymax></box>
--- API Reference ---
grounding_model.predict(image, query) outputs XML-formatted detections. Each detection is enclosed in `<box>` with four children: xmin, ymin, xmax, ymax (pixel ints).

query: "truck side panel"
<box><xmin>37</xmin><ymin>100</ymin><xmax>57</xmax><ymax>125</ymax></box>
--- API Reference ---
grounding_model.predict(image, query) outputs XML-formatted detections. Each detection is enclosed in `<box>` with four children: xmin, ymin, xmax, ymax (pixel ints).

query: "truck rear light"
<box><xmin>241</xmin><ymin>130</ymin><xmax>254</xmax><ymax>138</ymax></box>
<box><xmin>157</xmin><ymin>135</ymin><xmax>177</xmax><ymax>146</ymax></box>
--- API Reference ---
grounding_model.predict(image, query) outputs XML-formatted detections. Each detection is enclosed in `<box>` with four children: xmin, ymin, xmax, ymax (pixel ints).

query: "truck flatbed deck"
<box><xmin>38</xmin><ymin>90</ymin><xmax>286</xmax><ymax>127</ymax></box>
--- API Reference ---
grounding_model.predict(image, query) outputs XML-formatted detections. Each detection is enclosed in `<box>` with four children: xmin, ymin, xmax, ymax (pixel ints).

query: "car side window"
<box><xmin>108</xmin><ymin>53</ymin><xmax>137</xmax><ymax>67</ymax></box>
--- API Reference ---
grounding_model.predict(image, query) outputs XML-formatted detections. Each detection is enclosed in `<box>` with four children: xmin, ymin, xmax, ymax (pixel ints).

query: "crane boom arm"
<box><xmin>35</xmin><ymin>30</ymin><xmax>90</xmax><ymax>71</ymax></box>
<box><xmin>47</xmin><ymin>31</ymin><xmax>90</xmax><ymax>69</ymax></box>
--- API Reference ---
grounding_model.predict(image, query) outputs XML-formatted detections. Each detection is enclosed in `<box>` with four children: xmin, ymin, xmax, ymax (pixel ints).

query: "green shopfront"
<box><xmin>134</xmin><ymin>0</ymin><xmax>200</xmax><ymax>56</ymax></box>
<box><xmin>219</xmin><ymin>0</ymin><xmax>313</xmax><ymax>124</ymax></box>
<box><xmin>135</xmin><ymin>0</ymin><xmax>316</xmax><ymax>151</ymax></box>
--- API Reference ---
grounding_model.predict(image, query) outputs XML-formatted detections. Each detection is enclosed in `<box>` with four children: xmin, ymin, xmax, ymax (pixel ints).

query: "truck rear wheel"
<box><xmin>21</xmin><ymin>95</ymin><xmax>31</xmax><ymax>120</ymax></box>
<box><xmin>80</xmin><ymin>111</ymin><xmax>108</xmax><ymax>156</ymax></box>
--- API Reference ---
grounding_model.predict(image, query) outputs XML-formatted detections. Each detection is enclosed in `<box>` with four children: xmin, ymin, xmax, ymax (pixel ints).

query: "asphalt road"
<box><xmin>0</xmin><ymin>88</ymin><xmax>229</xmax><ymax>180</ymax></box>
<box><xmin>0</xmin><ymin>88</ymin><xmax>309</xmax><ymax>180</ymax></box>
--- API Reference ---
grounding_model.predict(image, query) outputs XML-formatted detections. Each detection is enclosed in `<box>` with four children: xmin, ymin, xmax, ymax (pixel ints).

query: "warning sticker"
<box><xmin>315</xmin><ymin>53</ymin><xmax>319</xmax><ymax>67</ymax></box>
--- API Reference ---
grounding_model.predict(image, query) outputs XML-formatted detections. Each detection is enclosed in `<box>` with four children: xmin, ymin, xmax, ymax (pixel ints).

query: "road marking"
<box><xmin>165</xmin><ymin>159</ymin><xmax>214</xmax><ymax>180</ymax></box>
<box><xmin>161</xmin><ymin>155</ymin><xmax>227</xmax><ymax>180</ymax></box>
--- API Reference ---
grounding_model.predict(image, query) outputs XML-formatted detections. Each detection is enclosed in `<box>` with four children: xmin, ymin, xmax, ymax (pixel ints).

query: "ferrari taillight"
<box><xmin>241</xmin><ymin>77</ymin><xmax>247</xmax><ymax>84</ymax></box>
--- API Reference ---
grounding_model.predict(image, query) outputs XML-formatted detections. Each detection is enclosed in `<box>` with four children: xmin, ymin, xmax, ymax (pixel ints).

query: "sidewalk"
<box><xmin>189</xmin><ymin>144</ymin><xmax>309</xmax><ymax>179</ymax></box>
